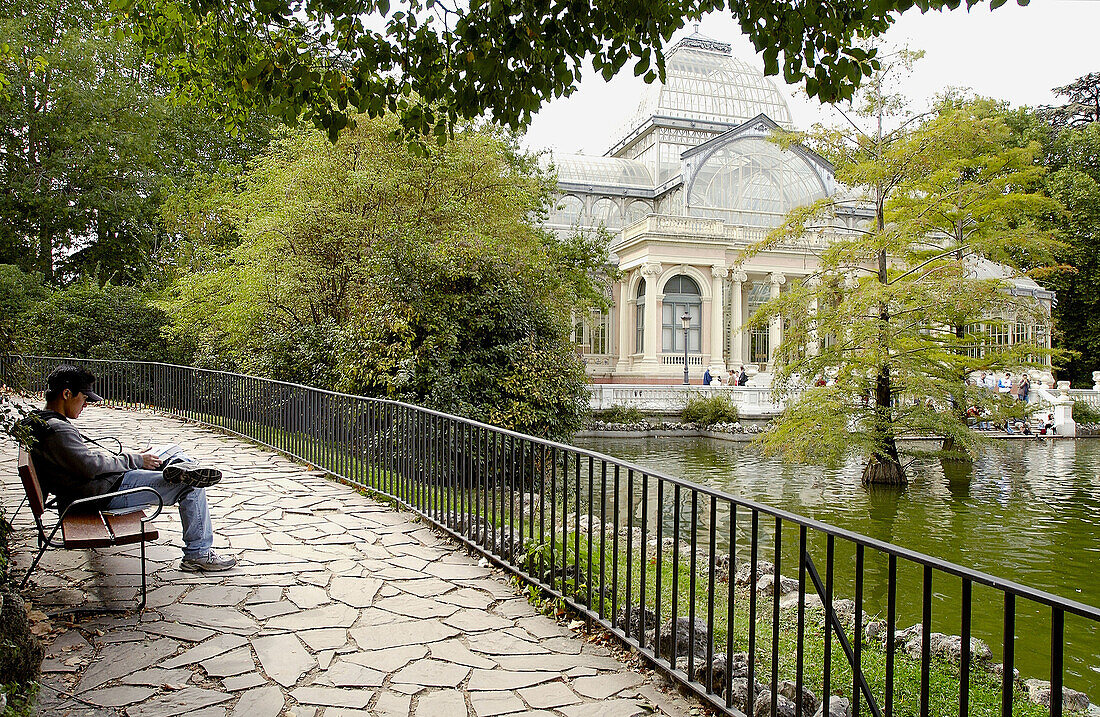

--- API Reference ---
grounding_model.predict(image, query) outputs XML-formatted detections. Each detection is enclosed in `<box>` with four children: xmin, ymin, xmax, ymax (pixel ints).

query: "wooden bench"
<box><xmin>17</xmin><ymin>449</ymin><xmax>162</xmax><ymax>610</ymax></box>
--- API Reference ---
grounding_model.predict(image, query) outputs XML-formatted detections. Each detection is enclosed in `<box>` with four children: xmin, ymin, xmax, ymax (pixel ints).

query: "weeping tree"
<box><xmin>745</xmin><ymin>58</ymin><xmax>1062</xmax><ymax>486</ymax></box>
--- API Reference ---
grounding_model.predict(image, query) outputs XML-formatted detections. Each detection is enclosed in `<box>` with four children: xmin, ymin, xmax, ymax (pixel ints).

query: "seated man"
<box><xmin>21</xmin><ymin>365</ymin><xmax>237</xmax><ymax>572</ymax></box>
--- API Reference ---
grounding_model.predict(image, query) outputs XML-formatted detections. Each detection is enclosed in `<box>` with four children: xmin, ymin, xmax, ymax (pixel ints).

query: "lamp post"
<box><xmin>680</xmin><ymin>310</ymin><xmax>691</xmax><ymax>385</ymax></box>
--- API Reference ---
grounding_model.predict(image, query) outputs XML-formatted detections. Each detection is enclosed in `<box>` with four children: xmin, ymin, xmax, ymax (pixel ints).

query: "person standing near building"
<box><xmin>703</xmin><ymin>368</ymin><xmax>712</xmax><ymax>386</ymax></box>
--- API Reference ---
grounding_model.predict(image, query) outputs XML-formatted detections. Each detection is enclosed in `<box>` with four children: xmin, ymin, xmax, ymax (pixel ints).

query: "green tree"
<box><xmin>748</xmin><ymin>79</ymin><xmax>1060</xmax><ymax>485</ymax></box>
<box><xmin>1016</xmin><ymin>76</ymin><xmax>1100</xmax><ymax>386</ymax></box>
<box><xmin>30</xmin><ymin>280</ymin><xmax>177</xmax><ymax>361</ymax></box>
<box><xmin>112</xmin><ymin>0</ymin><xmax>1026</xmax><ymax>141</ymax></box>
<box><xmin>0</xmin><ymin>264</ymin><xmax>48</xmax><ymax>353</ymax></box>
<box><xmin>163</xmin><ymin>117</ymin><xmax>604</xmax><ymax>437</ymax></box>
<box><xmin>0</xmin><ymin>0</ymin><xmax>272</xmax><ymax>283</ymax></box>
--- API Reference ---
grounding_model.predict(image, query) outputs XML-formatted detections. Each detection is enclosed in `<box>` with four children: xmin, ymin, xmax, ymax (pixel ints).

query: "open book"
<box><xmin>147</xmin><ymin>444</ymin><xmax>184</xmax><ymax>461</ymax></box>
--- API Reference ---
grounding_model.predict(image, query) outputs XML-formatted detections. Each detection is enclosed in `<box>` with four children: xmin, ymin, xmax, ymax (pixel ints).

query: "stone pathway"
<box><xmin>2</xmin><ymin>406</ymin><xmax>698</xmax><ymax>717</ymax></box>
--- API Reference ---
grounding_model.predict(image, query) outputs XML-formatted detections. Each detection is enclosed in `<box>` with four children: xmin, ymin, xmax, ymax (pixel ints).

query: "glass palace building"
<box><xmin>544</xmin><ymin>32</ymin><xmax>1054</xmax><ymax>384</ymax></box>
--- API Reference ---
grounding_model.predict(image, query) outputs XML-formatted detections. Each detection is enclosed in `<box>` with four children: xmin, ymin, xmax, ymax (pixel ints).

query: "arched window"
<box><xmin>554</xmin><ymin>195</ymin><xmax>584</xmax><ymax>226</ymax></box>
<box><xmin>590</xmin><ymin>198</ymin><xmax>621</xmax><ymax>229</ymax></box>
<box><xmin>661</xmin><ymin>275</ymin><xmax>701</xmax><ymax>353</ymax></box>
<box><xmin>635</xmin><ymin>279</ymin><xmax>646</xmax><ymax>353</ymax></box>
<box><xmin>746</xmin><ymin>281</ymin><xmax>771</xmax><ymax>363</ymax></box>
<box><xmin>626</xmin><ymin>200</ymin><xmax>650</xmax><ymax>226</ymax></box>
<box><xmin>687</xmin><ymin>138</ymin><xmax>827</xmax><ymax>227</ymax></box>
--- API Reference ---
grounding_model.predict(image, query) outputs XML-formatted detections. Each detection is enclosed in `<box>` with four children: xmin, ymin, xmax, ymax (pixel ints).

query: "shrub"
<box><xmin>1073</xmin><ymin>399</ymin><xmax>1100</xmax><ymax>425</ymax></box>
<box><xmin>681</xmin><ymin>394</ymin><xmax>739</xmax><ymax>427</ymax></box>
<box><xmin>595</xmin><ymin>404</ymin><xmax>645</xmax><ymax>424</ymax></box>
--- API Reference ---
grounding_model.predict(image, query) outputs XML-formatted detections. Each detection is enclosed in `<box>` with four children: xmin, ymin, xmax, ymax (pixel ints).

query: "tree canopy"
<box><xmin>112</xmin><ymin>0</ymin><xmax>1030</xmax><ymax>141</ymax></box>
<box><xmin>1018</xmin><ymin>73</ymin><xmax>1100</xmax><ymax>386</ymax></box>
<box><xmin>747</xmin><ymin>71</ymin><xmax>1060</xmax><ymax>484</ymax></box>
<box><xmin>0</xmin><ymin>0</ymin><xmax>273</xmax><ymax>283</ymax></box>
<box><xmin>162</xmin><ymin>116</ymin><xmax>607</xmax><ymax>437</ymax></box>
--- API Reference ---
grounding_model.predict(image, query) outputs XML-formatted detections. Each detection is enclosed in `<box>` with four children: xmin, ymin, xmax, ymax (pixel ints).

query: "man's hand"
<box><xmin>141</xmin><ymin>453</ymin><xmax>163</xmax><ymax>470</ymax></box>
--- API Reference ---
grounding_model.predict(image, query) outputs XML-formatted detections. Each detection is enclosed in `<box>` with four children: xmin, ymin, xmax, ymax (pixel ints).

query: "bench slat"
<box><xmin>62</xmin><ymin>512</ymin><xmax>115</xmax><ymax>548</ymax></box>
<box><xmin>104</xmin><ymin>512</ymin><xmax>159</xmax><ymax>544</ymax></box>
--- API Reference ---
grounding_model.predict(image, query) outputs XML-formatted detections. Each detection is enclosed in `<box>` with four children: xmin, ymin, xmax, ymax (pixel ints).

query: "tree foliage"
<box><xmin>1038</xmin><ymin>72</ymin><xmax>1100</xmax><ymax>128</ymax></box>
<box><xmin>747</xmin><ymin>69</ymin><xmax>1061</xmax><ymax>484</ymax></box>
<box><xmin>111</xmin><ymin>0</ymin><xmax>1027</xmax><ymax>142</ymax></box>
<box><xmin>1016</xmin><ymin>74</ymin><xmax>1100</xmax><ymax>386</ymax></box>
<box><xmin>162</xmin><ymin>116</ymin><xmax>605</xmax><ymax>437</ymax></box>
<box><xmin>0</xmin><ymin>264</ymin><xmax>177</xmax><ymax>362</ymax></box>
<box><xmin>0</xmin><ymin>0</ymin><xmax>272</xmax><ymax>284</ymax></box>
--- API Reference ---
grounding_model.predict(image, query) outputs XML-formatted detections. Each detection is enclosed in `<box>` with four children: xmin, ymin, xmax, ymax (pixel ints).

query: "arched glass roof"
<box><xmin>633</xmin><ymin>35</ymin><xmax>793</xmax><ymax>128</ymax></box>
<box><xmin>687</xmin><ymin>136</ymin><xmax>827</xmax><ymax>227</ymax></box>
<box><xmin>546</xmin><ymin>153</ymin><xmax>654</xmax><ymax>189</ymax></box>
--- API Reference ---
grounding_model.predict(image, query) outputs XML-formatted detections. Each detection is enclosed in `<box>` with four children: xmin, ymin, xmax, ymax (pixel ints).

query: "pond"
<box><xmin>572</xmin><ymin>433</ymin><xmax>1100</xmax><ymax>702</ymax></box>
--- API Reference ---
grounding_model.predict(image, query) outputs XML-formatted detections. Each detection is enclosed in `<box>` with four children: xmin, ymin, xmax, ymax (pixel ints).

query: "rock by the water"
<box><xmin>891</xmin><ymin>625</ymin><xmax>992</xmax><ymax>664</ymax></box>
<box><xmin>735</xmin><ymin>560</ymin><xmax>775</xmax><ymax>586</ymax></box>
<box><xmin>813</xmin><ymin>696</ymin><xmax>852</xmax><ymax>717</ymax></box>
<box><xmin>778</xmin><ymin>680</ymin><xmax>818</xmax><ymax>715</ymax></box>
<box><xmin>1023</xmin><ymin>678</ymin><xmax>1090</xmax><ymax>711</ymax></box>
<box><xmin>615</xmin><ymin>605</ymin><xmax>657</xmax><ymax>642</ymax></box>
<box><xmin>693</xmin><ymin>652</ymin><xmax>750</xmax><ymax>694</ymax></box>
<box><xmin>865</xmin><ymin>620</ymin><xmax>886</xmax><ymax>643</ymax></box>
<box><xmin>754</xmin><ymin>573</ymin><xmax>800</xmax><ymax>598</ymax></box>
<box><xmin>656</xmin><ymin>616</ymin><xmax>709</xmax><ymax>660</ymax></box>
<box><xmin>753</xmin><ymin>691</ymin><xmax>798</xmax><ymax>717</ymax></box>
<box><xmin>991</xmin><ymin>662</ymin><xmax>1021</xmax><ymax>686</ymax></box>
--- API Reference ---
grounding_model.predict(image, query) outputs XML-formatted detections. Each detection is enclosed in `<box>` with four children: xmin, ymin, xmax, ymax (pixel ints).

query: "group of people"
<box><xmin>702</xmin><ymin>366</ymin><xmax>749</xmax><ymax>387</ymax></box>
<box><xmin>964</xmin><ymin>369</ymin><xmax>1057</xmax><ymax>435</ymax></box>
<box><xmin>972</xmin><ymin>370</ymin><xmax>1031</xmax><ymax>402</ymax></box>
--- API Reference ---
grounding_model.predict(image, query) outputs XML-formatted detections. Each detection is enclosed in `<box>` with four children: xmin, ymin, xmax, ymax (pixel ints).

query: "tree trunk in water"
<box><xmin>940</xmin><ymin>435</ymin><xmax>973</xmax><ymax>462</ymax></box>
<box><xmin>864</xmin><ymin>361</ymin><xmax>907</xmax><ymax>486</ymax></box>
<box><xmin>862</xmin><ymin>444</ymin><xmax>907</xmax><ymax>485</ymax></box>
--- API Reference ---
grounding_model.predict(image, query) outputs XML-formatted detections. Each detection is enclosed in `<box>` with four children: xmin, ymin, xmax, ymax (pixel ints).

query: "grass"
<box><xmin>681</xmin><ymin>394</ymin><xmax>740</xmax><ymax>426</ymax></box>
<box><xmin>594</xmin><ymin>404</ymin><xmax>646</xmax><ymax>424</ymax></box>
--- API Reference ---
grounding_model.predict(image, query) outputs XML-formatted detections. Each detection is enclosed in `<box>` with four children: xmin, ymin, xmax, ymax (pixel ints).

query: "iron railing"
<box><xmin>4</xmin><ymin>355</ymin><xmax>1098</xmax><ymax>717</ymax></box>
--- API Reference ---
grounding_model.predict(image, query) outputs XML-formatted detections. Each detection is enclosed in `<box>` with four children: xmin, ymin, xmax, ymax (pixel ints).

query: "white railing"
<box><xmin>1069</xmin><ymin>389</ymin><xmax>1100</xmax><ymax>408</ymax></box>
<box><xmin>660</xmin><ymin>353</ymin><xmax>705</xmax><ymax>366</ymax></box>
<box><xmin>589</xmin><ymin>384</ymin><xmax>785</xmax><ymax>415</ymax></box>
<box><xmin>619</xmin><ymin>214</ymin><xmax>841</xmax><ymax>249</ymax></box>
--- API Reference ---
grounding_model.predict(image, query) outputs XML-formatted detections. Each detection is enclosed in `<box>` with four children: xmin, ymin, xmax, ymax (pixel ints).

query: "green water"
<box><xmin>572</xmin><ymin>434</ymin><xmax>1100</xmax><ymax>701</ymax></box>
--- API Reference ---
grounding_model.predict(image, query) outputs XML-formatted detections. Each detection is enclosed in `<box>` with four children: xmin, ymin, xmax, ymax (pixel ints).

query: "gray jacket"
<box><xmin>22</xmin><ymin>410</ymin><xmax>144</xmax><ymax>510</ymax></box>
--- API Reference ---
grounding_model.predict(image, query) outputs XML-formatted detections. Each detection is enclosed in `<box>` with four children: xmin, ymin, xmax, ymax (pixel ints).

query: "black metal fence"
<box><xmin>4</xmin><ymin>355</ymin><xmax>1098</xmax><ymax>717</ymax></box>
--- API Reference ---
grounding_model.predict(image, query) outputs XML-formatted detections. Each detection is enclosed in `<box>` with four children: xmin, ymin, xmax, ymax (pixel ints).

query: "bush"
<box><xmin>29</xmin><ymin>281</ymin><xmax>179</xmax><ymax>363</ymax></box>
<box><xmin>1073</xmin><ymin>399</ymin><xmax>1100</xmax><ymax>425</ymax></box>
<box><xmin>681</xmin><ymin>394</ymin><xmax>739</xmax><ymax>427</ymax></box>
<box><xmin>595</xmin><ymin>404</ymin><xmax>645</xmax><ymax>424</ymax></box>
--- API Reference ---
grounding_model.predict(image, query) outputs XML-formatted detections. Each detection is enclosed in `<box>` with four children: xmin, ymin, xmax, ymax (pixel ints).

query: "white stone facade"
<box><xmin>545</xmin><ymin>33</ymin><xmax>1054</xmax><ymax>384</ymax></box>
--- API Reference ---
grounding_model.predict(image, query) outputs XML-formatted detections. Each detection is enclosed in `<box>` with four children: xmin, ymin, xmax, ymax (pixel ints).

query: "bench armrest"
<box><xmin>40</xmin><ymin>488</ymin><xmax>164</xmax><ymax>548</ymax></box>
<box><xmin>62</xmin><ymin>487</ymin><xmax>165</xmax><ymax>523</ymax></box>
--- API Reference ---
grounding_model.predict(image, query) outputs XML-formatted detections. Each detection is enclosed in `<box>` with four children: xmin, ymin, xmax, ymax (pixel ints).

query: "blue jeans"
<box><xmin>104</xmin><ymin>464</ymin><xmax>213</xmax><ymax>559</ymax></box>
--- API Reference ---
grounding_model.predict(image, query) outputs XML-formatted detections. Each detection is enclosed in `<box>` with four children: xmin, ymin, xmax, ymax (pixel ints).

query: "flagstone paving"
<box><xmin>2</xmin><ymin>405</ymin><xmax>696</xmax><ymax>717</ymax></box>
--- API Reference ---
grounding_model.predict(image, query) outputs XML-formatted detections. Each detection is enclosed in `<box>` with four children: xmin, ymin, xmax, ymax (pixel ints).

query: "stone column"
<box><xmin>729</xmin><ymin>270</ymin><xmax>747</xmax><ymax>368</ymax></box>
<box><xmin>767</xmin><ymin>272</ymin><xmax>785</xmax><ymax>369</ymax></box>
<box><xmin>640</xmin><ymin>262</ymin><xmax>662</xmax><ymax>368</ymax></box>
<box><xmin>615</xmin><ymin>275</ymin><xmax>634</xmax><ymax>373</ymax></box>
<box><xmin>709</xmin><ymin>265</ymin><xmax>727</xmax><ymax>376</ymax></box>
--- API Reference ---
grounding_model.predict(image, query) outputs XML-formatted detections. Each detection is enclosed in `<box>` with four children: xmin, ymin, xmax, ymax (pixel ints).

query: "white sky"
<box><xmin>521</xmin><ymin>0</ymin><xmax>1100</xmax><ymax>156</ymax></box>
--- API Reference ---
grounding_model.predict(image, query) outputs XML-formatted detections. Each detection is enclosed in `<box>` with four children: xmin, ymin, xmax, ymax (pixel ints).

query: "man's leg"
<box><xmin>104</xmin><ymin>470</ymin><xmax>214</xmax><ymax>559</ymax></box>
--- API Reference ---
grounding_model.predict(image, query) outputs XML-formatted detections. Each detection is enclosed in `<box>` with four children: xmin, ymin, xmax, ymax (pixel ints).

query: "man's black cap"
<box><xmin>46</xmin><ymin>364</ymin><xmax>103</xmax><ymax>403</ymax></box>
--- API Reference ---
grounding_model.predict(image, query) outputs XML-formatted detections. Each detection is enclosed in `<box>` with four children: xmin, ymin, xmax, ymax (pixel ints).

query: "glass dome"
<box><xmin>547</xmin><ymin>153</ymin><xmax>654</xmax><ymax>189</ymax></box>
<box><xmin>633</xmin><ymin>35</ymin><xmax>793</xmax><ymax>128</ymax></box>
<box><xmin>687</xmin><ymin>136</ymin><xmax>827</xmax><ymax>227</ymax></box>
